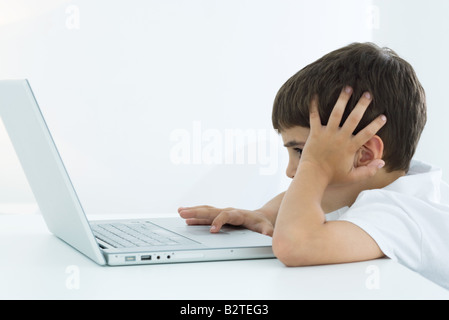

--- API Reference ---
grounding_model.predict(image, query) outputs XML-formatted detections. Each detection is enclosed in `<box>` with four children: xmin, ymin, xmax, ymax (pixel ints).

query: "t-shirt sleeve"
<box><xmin>337</xmin><ymin>190</ymin><xmax>422</xmax><ymax>268</ymax></box>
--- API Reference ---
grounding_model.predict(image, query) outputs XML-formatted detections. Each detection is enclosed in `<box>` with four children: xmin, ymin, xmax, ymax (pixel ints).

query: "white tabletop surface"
<box><xmin>1</xmin><ymin>213</ymin><xmax>448</xmax><ymax>300</ymax></box>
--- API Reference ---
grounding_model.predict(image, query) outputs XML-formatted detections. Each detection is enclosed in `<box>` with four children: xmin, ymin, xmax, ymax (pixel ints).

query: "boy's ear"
<box><xmin>354</xmin><ymin>135</ymin><xmax>384</xmax><ymax>168</ymax></box>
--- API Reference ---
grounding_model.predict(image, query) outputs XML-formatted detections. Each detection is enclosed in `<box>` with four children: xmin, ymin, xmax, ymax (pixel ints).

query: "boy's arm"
<box><xmin>273</xmin><ymin>88</ymin><xmax>387</xmax><ymax>266</ymax></box>
<box><xmin>178</xmin><ymin>191</ymin><xmax>285</xmax><ymax>236</ymax></box>
<box><xmin>255</xmin><ymin>191</ymin><xmax>286</xmax><ymax>225</ymax></box>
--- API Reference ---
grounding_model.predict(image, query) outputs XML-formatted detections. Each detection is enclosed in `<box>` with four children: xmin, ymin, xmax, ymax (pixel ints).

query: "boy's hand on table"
<box><xmin>178</xmin><ymin>206</ymin><xmax>274</xmax><ymax>236</ymax></box>
<box><xmin>299</xmin><ymin>87</ymin><xmax>387</xmax><ymax>186</ymax></box>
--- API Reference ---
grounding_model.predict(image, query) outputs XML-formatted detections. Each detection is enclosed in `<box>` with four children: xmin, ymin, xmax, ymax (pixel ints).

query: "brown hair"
<box><xmin>272</xmin><ymin>42</ymin><xmax>427</xmax><ymax>172</ymax></box>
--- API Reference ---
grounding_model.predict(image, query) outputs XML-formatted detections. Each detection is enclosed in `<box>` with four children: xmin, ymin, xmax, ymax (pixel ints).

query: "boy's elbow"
<box><xmin>272</xmin><ymin>234</ymin><xmax>314</xmax><ymax>267</ymax></box>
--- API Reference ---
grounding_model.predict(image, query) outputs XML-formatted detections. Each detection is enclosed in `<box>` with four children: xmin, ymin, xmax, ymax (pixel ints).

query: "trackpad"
<box><xmin>154</xmin><ymin>219</ymin><xmax>272</xmax><ymax>248</ymax></box>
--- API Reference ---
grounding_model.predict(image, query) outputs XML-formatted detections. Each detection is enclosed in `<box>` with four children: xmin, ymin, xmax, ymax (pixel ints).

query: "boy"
<box><xmin>178</xmin><ymin>43</ymin><xmax>449</xmax><ymax>290</ymax></box>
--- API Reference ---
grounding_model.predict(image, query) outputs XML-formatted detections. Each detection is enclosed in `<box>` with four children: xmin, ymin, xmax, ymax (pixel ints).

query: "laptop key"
<box><xmin>92</xmin><ymin>222</ymin><xmax>191</xmax><ymax>248</ymax></box>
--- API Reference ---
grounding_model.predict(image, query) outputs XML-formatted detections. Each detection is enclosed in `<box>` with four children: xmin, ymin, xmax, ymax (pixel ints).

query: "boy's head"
<box><xmin>272</xmin><ymin>42</ymin><xmax>427</xmax><ymax>173</ymax></box>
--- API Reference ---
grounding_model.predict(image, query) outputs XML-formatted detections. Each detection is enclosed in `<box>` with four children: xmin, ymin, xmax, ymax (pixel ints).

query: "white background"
<box><xmin>0</xmin><ymin>0</ymin><xmax>447</xmax><ymax>215</ymax></box>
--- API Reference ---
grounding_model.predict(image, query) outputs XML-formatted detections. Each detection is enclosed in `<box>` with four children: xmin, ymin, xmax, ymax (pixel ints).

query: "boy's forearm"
<box><xmin>256</xmin><ymin>191</ymin><xmax>286</xmax><ymax>226</ymax></box>
<box><xmin>275</xmin><ymin>163</ymin><xmax>328</xmax><ymax>241</ymax></box>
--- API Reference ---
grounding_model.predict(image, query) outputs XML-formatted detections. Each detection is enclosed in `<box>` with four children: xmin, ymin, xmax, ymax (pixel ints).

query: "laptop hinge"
<box><xmin>96</xmin><ymin>237</ymin><xmax>114</xmax><ymax>250</ymax></box>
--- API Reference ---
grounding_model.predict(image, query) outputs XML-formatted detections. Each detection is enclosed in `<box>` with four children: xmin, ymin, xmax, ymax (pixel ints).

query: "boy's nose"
<box><xmin>286</xmin><ymin>166</ymin><xmax>296</xmax><ymax>179</ymax></box>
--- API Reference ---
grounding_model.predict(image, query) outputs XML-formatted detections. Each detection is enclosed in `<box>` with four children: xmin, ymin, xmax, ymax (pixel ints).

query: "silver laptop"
<box><xmin>0</xmin><ymin>79</ymin><xmax>274</xmax><ymax>266</ymax></box>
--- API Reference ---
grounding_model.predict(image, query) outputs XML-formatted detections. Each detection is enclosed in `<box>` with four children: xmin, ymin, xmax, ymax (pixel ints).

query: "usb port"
<box><xmin>141</xmin><ymin>255</ymin><xmax>152</xmax><ymax>261</ymax></box>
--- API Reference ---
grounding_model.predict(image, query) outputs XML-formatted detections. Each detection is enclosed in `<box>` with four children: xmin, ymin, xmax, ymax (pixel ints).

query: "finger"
<box><xmin>309</xmin><ymin>95</ymin><xmax>322</xmax><ymax>129</ymax></box>
<box><xmin>178</xmin><ymin>206</ymin><xmax>204</xmax><ymax>213</ymax></box>
<box><xmin>210</xmin><ymin>210</ymin><xmax>245</xmax><ymax>233</ymax></box>
<box><xmin>178</xmin><ymin>207</ymin><xmax>189</xmax><ymax>214</ymax></box>
<box><xmin>353</xmin><ymin>114</ymin><xmax>387</xmax><ymax>147</ymax></box>
<box><xmin>178</xmin><ymin>207</ymin><xmax>220</xmax><ymax>220</ymax></box>
<box><xmin>350</xmin><ymin>159</ymin><xmax>386</xmax><ymax>181</ymax></box>
<box><xmin>341</xmin><ymin>92</ymin><xmax>372</xmax><ymax>135</ymax></box>
<box><xmin>178</xmin><ymin>205</ymin><xmax>214</xmax><ymax>212</ymax></box>
<box><xmin>327</xmin><ymin>86</ymin><xmax>353</xmax><ymax>129</ymax></box>
<box><xmin>185</xmin><ymin>218</ymin><xmax>213</xmax><ymax>225</ymax></box>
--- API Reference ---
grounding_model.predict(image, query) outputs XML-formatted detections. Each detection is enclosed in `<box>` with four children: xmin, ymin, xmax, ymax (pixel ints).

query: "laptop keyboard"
<box><xmin>91</xmin><ymin>222</ymin><xmax>193</xmax><ymax>248</ymax></box>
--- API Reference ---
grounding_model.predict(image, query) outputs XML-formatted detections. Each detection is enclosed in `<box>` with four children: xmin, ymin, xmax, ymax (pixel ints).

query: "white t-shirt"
<box><xmin>326</xmin><ymin>160</ymin><xmax>449</xmax><ymax>290</ymax></box>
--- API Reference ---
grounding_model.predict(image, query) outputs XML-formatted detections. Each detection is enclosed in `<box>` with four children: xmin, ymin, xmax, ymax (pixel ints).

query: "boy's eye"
<box><xmin>294</xmin><ymin>148</ymin><xmax>303</xmax><ymax>155</ymax></box>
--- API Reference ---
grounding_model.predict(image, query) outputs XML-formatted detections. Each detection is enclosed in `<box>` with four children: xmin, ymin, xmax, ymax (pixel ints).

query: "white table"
<box><xmin>1</xmin><ymin>213</ymin><xmax>448</xmax><ymax>300</ymax></box>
